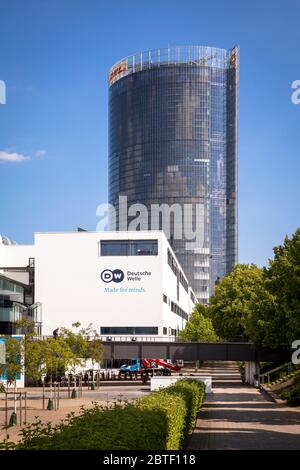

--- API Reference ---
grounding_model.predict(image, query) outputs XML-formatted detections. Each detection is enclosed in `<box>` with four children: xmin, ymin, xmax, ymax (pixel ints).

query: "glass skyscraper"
<box><xmin>108</xmin><ymin>46</ymin><xmax>238</xmax><ymax>302</ymax></box>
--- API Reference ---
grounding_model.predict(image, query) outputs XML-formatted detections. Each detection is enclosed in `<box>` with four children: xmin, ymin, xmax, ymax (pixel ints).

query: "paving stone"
<box><xmin>188</xmin><ymin>361</ymin><xmax>300</xmax><ymax>450</ymax></box>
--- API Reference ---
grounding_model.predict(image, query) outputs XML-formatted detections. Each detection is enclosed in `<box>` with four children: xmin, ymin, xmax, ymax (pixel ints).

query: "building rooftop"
<box><xmin>109</xmin><ymin>45</ymin><xmax>238</xmax><ymax>86</ymax></box>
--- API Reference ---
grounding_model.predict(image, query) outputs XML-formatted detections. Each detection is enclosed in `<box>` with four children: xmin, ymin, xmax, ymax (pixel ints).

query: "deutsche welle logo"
<box><xmin>101</xmin><ymin>269</ymin><xmax>125</xmax><ymax>283</ymax></box>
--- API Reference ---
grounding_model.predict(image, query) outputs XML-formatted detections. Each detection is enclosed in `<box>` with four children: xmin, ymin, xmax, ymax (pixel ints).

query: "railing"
<box><xmin>259</xmin><ymin>362</ymin><xmax>300</xmax><ymax>386</ymax></box>
<box><xmin>108</xmin><ymin>45</ymin><xmax>237</xmax><ymax>86</ymax></box>
<box><xmin>100</xmin><ymin>336</ymin><xmax>177</xmax><ymax>343</ymax></box>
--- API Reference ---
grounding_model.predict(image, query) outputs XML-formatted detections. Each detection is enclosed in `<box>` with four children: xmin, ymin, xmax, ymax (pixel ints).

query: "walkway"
<box><xmin>188</xmin><ymin>361</ymin><xmax>300</xmax><ymax>450</ymax></box>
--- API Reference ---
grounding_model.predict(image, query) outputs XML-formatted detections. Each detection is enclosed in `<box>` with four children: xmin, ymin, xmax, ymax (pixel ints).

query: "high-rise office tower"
<box><xmin>108</xmin><ymin>46</ymin><xmax>238</xmax><ymax>302</ymax></box>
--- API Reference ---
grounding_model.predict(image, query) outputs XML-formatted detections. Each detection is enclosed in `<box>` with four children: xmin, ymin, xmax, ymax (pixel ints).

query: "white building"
<box><xmin>0</xmin><ymin>231</ymin><xmax>196</xmax><ymax>340</ymax></box>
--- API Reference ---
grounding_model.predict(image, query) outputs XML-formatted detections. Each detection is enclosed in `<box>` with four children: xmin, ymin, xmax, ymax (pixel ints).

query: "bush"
<box><xmin>136</xmin><ymin>389</ymin><xmax>186</xmax><ymax>450</ymax></box>
<box><xmin>286</xmin><ymin>383</ymin><xmax>300</xmax><ymax>407</ymax></box>
<box><xmin>165</xmin><ymin>379</ymin><xmax>205</xmax><ymax>440</ymax></box>
<box><xmin>4</xmin><ymin>378</ymin><xmax>206</xmax><ymax>450</ymax></box>
<box><xmin>136</xmin><ymin>379</ymin><xmax>205</xmax><ymax>449</ymax></box>
<box><xmin>17</xmin><ymin>404</ymin><xmax>168</xmax><ymax>450</ymax></box>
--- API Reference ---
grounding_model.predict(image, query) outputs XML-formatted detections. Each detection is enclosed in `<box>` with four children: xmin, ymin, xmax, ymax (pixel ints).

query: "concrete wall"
<box><xmin>151</xmin><ymin>375</ymin><xmax>212</xmax><ymax>393</ymax></box>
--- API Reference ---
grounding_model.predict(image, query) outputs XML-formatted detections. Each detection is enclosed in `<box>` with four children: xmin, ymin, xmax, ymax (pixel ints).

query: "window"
<box><xmin>170</xmin><ymin>301</ymin><xmax>188</xmax><ymax>321</ymax></box>
<box><xmin>101</xmin><ymin>241</ymin><xmax>128</xmax><ymax>256</ymax></box>
<box><xmin>167</xmin><ymin>249</ymin><xmax>188</xmax><ymax>292</ymax></box>
<box><xmin>163</xmin><ymin>327</ymin><xmax>168</xmax><ymax>335</ymax></box>
<box><xmin>0</xmin><ymin>279</ymin><xmax>23</xmax><ymax>294</ymax></box>
<box><xmin>167</xmin><ymin>165</ymin><xmax>179</xmax><ymax>172</ymax></box>
<box><xmin>100</xmin><ymin>326</ymin><xmax>158</xmax><ymax>335</ymax></box>
<box><xmin>100</xmin><ymin>240</ymin><xmax>158</xmax><ymax>256</ymax></box>
<box><xmin>163</xmin><ymin>294</ymin><xmax>168</xmax><ymax>304</ymax></box>
<box><xmin>0</xmin><ymin>295</ymin><xmax>12</xmax><ymax>308</ymax></box>
<box><xmin>190</xmin><ymin>291</ymin><xmax>196</xmax><ymax>304</ymax></box>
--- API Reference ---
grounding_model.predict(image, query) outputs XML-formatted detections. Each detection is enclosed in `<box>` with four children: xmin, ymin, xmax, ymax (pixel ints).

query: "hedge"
<box><xmin>283</xmin><ymin>383</ymin><xmax>300</xmax><ymax>407</ymax></box>
<box><xmin>3</xmin><ymin>378</ymin><xmax>205</xmax><ymax>450</ymax></box>
<box><xmin>165</xmin><ymin>379</ymin><xmax>205</xmax><ymax>440</ymax></box>
<box><xmin>136</xmin><ymin>388</ymin><xmax>187</xmax><ymax>449</ymax></box>
<box><xmin>16</xmin><ymin>404</ymin><xmax>168</xmax><ymax>450</ymax></box>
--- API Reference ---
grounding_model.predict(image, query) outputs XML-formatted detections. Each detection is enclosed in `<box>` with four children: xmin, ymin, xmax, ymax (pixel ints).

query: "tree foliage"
<box><xmin>266</xmin><ymin>229</ymin><xmax>300</xmax><ymax>345</ymax></box>
<box><xmin>178</xmin><ymin>304</ymin><xmax>218</xmax><ymax>342</ymax></box>
<box><xmin>0</xmin><ymin>336</ymin><xmax>22</xmax><ymax>389</ymax></box>
<box><xmin>87</xmin><ymin>339</ymin><xmax>105</xmax><ymax>366</ymax></box>
<box><xmin>207</xmin><ymin>228</ymin><xmax>300</xmax><ymax>349</ymax></box>
<box><xmin>209</xmin><ymin>264</ymin><xmax>269</xmax><ymax>342</ymax></box>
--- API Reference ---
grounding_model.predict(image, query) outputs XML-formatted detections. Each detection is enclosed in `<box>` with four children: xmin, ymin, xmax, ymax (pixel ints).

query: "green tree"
<box><xmin>0</xmin><ymin>336</ymin><xmax>22</xmax><ymax>391</ymax></box>
<box><xmin>41</xmin><ymin>336</ymin><xmax>77</xmax><ymax>407</ymax></box>
<box><xmin>243</xmin><ymin>228</ymin><xmax>300</xmax><ymax>348</ymax></box>
<box><xmin>196</xmin><ymin>229</ymin><xmax>300</xmax><ymax>349</ymax></box>
<box><xmin>0</xmin><ymin>336</ymin><xmax>23</xmax><ymax>424</ymax></box>
<box><xmin>265</xmin><ymin>228</ymin><xmax>300</xmax><ymax>346</ymax></box>
<box><xmin>178</xmin><ymin>304</ymin><xmax>218</xmax><ymax>342</ymax></box>
<box><xmin>59</xmin><ymin>323</ymin><xmax>90</xmax><ymax>358</ymax></box>
<box><xmin>208</xmin><ymin>264</ymin><xmax>268</xmax><ymax>341</ymax></box>
<box><xmin>14</xmin><ymin>319</ymin><xmax>44</xmax><ymax>385</ymax></box>
<box><xmin>87</xmin><ymin>338</ymin><xmax>105</xmax><ymax>368</ymax></box>
<box><xmin>16</xmin><ymin>320</ymin><xmax>79</xmax><ymax>407</ymax></box>
<box><xmin>57</xmin><ymin>323</ymin><xmax>104</xmax><ymax>391</ymax></box>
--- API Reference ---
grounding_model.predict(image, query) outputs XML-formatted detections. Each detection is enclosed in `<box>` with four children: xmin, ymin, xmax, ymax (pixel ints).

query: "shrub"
<box><xmin>164</xmin><ymin>379</ymin><xmax>205</xmax><ymax>440</ymax></box>
<box><xmin>281</xmin><ymin>391</ymin><xmax>289</xmax><ymax>400</ymax></box>
<box><xmin>17</xmin><ymin>403</ymin><xmax>168</xmax><ymax>450</ymax></box>
<box><xmin>136</xmin><ymin>389</ymin><xmax>186</xmax><ymax>450</ymax></box>
<box><xmin>286</xmin><ymin>383</ymin><xmax>300</xmax><ymax>407</ymax></box>
<box><xmin>137</xmin><ymin>379</ymin><xmax>205</xmax><ymax>449</ymax></box>
<box><xmin>4</xmin><ymin>378</ymin><xmax>206</xmax><ymax>450</ymax></box>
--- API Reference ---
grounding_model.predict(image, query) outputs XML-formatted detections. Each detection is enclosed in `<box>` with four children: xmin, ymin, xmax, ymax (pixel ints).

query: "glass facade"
<box><xmin>0</xmin><ymin>278</ymin><xmax>23</xmax><ymax>293</ymax></box>
<box><xmin>108</xmin><ymin>46</ymin><xmax>238</xmax><ymax>301</ymax></box>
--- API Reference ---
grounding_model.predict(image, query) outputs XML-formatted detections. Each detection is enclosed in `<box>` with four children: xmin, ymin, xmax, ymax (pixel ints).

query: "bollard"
<box><xmin>57</xmin><ymin>385</ymin><xmax>60</xmax><ymax>409</ymax></box>
<box><xmin>47</xmin><ymin>398</ymin><xmax>54</xmax><ymax>410</ymax></box>
<box><xmin>25</xmin><ymin>392</ymin><xmax>27</xmax><ymax>424</ymax></box>
<box><xmin>20</xmin><ymin>393</ymin><xmax>22</xmax><ymax>424</ymax></box>
<box><xmin>9</xmin><ymin>411</ymin><xmax>17</xmax><ymax>426</ymax></box>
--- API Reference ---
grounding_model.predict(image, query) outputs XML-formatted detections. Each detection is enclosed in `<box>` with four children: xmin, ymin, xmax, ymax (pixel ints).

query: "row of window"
<box><xmin>100</xmin><ymin>239</ymin><xmax>158</xmax><ymax>257</ymax></box>
<box><xmin>167</xmin><ymin>249</ymin><xmax>188</xmax><ymax>292</ymax></box>
<box><xmin>171</xmin><ymin>301</ymin><xmax>188</xmax><ymax>321</ymax></box>
<box><xmin>0</xmin><ymin>279</ymin><xmax>23</xmax><ymax>294</ymax></box>
<box><xmin>163</xmin><ymin>293</ymin><xmax>189</xmax><ymax>322</ymax></box>
<box><xmin>100</xmin><ymin>326</ymin><xmax>178</xmax><ymax>336</ymax></box>
<box><xmin>100</xmin><ymin>326</ymin><xmax>158</xmax><ymax>335</ymax></box>
<box><xmin>190</xmin><ymin>291</ymin><xmax>196</xmax><ymax>304</ymax></box>
<box><xmin>163</xmin><ymin>327</ymin><xmax>177</xmax><ymax>336</ymax></box>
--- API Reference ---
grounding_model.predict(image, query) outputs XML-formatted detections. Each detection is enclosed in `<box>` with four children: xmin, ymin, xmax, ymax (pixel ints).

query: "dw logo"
<box><xmin>101</xmin><ymin>269</ymin><xmax>125</xmax><ymax>283</ymax></box>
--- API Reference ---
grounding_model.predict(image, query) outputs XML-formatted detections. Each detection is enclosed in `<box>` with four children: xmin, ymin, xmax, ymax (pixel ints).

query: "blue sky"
<box><xmin>0</xmin><ymin>0</ymin><xmax>299</xmax><ymax>267</ymax></box>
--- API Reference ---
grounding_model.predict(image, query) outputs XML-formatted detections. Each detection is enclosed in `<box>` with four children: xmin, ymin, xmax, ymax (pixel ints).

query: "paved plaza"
<box><xmin>188</xmin><ymin>362</ymin><xmax>300</xmax><ymax>450</ymax></box>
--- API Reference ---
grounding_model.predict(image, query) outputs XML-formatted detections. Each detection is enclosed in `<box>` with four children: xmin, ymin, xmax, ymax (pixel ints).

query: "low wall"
<box><xmin>150</xmin><ymin>375</ymin><xmax>212</xmax><ymax>393</ymax></box>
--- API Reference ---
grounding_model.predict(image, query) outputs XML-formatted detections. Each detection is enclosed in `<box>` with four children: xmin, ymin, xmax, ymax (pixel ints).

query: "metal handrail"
<box><xmin>108</xmin><ymin>45</ymin><xmax>237</xmax><ymax>86</ymax></box>
<box><xmin>259</xmin><ymin>362</ymin><xmax>300</xmax><ymax>386</ymax></box>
